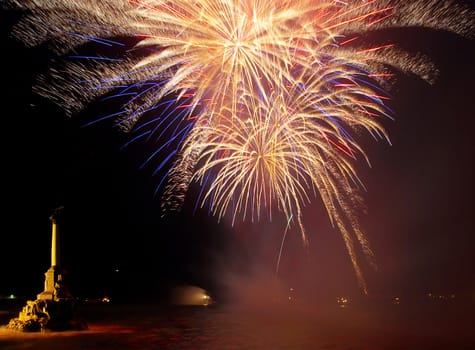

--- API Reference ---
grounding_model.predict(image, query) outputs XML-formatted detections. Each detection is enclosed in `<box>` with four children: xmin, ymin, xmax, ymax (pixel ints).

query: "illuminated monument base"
<box><xmin>6</xmin><ymin>209</ymin><xmax>87</xmax><ymax>332</ymax></box>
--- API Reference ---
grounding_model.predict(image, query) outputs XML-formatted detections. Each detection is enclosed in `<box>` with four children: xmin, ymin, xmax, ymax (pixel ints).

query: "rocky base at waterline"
<box><xmin>6</xmin><ymin>298</ymin><xmax>87</xmax><ymax>333</ymax></box>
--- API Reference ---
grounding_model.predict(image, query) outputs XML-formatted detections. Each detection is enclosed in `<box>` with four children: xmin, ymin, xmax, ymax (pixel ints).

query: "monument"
<box><xmin>6</xmin><ymin>207</ymin><xmax>87</xmax><ymax>332</ymax></box>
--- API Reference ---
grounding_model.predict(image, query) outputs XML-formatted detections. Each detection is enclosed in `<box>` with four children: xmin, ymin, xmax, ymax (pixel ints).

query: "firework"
<box><xmin>4</xmin><ymin>0</ymin><xmax>473</xmax><ymax>293</ymax></box>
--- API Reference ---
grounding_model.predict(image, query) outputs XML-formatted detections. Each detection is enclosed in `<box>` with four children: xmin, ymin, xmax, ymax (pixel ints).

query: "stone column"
<box><xmin>37</xmin><ymin>207</ymin><xmax>63</xmax><ymax>301</ymax></box>
<box><xmin>51</xmin><ymin>216</ymin><xmax>59</xmax><ymax>267</ymax></box>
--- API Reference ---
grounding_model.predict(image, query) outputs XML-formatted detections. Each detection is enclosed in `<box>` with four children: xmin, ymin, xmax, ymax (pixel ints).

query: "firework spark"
<box><xmin>4</xmin><ymin>0</ymin><xmax>473</xmax><ymax>293</ymax></box>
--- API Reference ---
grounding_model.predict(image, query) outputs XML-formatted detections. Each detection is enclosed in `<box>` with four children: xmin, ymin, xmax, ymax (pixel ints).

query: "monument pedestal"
<box><xmin>37</xmin><ymin>266</ymin><xmax>60</xmax><ymax>300</ymax></box>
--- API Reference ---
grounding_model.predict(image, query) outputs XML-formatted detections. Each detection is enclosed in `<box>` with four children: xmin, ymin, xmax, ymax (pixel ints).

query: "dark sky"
<box><xmin>0</xmin><ymin>4</ymin><xmax>474</xmax><ymax>304</ymax></box>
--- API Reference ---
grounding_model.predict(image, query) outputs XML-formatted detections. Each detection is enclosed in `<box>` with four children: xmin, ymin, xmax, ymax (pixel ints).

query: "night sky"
<box><xmin>1</xmin><ymin>4</ymin><xmax>474</xmax><ymax>305</ymax></box>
